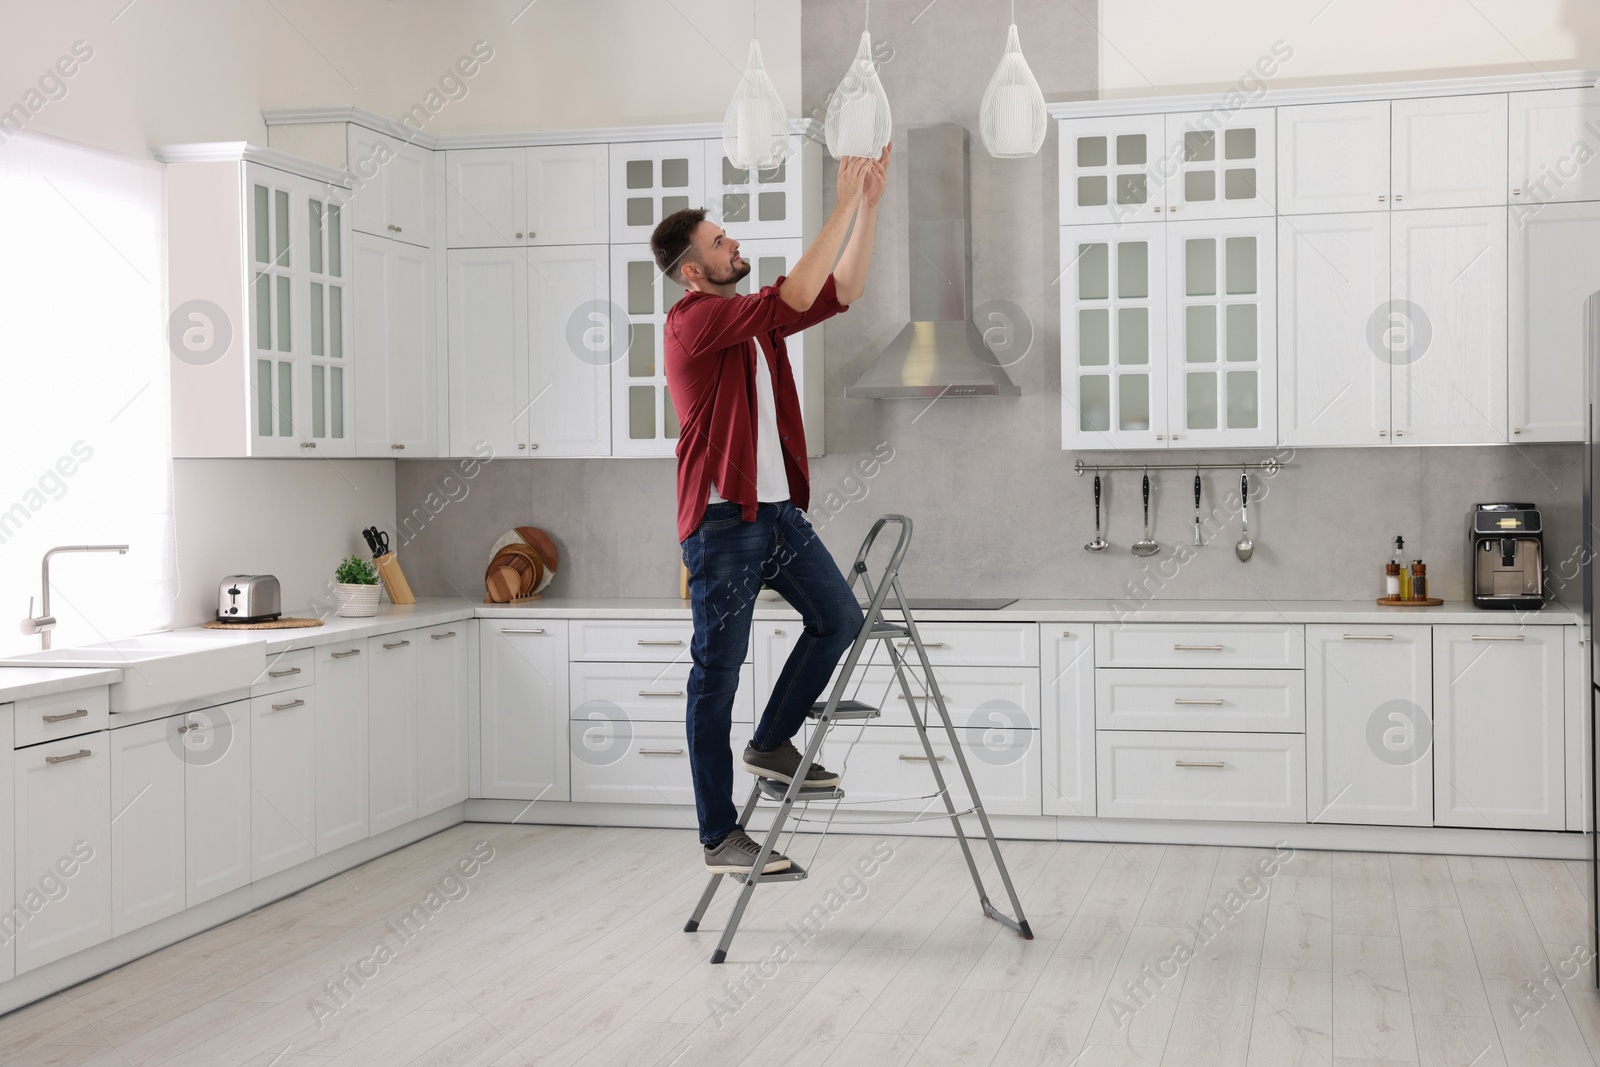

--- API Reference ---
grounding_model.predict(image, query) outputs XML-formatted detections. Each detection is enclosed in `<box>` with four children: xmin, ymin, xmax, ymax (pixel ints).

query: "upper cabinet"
<box><xmin>1277</xmin><ymin>102</ymin><xmax>1391</xmax><ymax>214</ymax></box>
<box><xmin>1509</xmin><ymin>88</ymin><xmax>1600</xmax><ymax>205</ymax></box>
<box><xmin>347</xmin><ymin>126</ymin><xmax>434</xmax><ymax>247</ymax></box>
<box><xmin>1391</xmin><ymin>95</ymin><xmax>1508</xmax><ymax>209</ymax></box>
<box><xmin>705</xmin><ymin>135</ymin><xmax>809</xmax><ymax>239</ymax></box>
<box><xmin>1059</xmin><ymin>116</ymin><xmax>1165</xmax><ymax>224</ymax></box>
<box><xmin>354</xmin><ymin>233</ymin><xmax>436</xmax><ymax>456</ymax></box>
<box><xmin>610</xmin><ymin>244</ymin><xmax>686</xmax><ymax>457</ymax></box>
<box><xmin>445</xmin><ymin>145</ymin><xmax>609</xmax><ymax>248</ymax></box>
<box><xmin>1509</xmin><ymin>201</ymin><xmax>1600</xmax><ymax>441</ymax></box>
<box><xmin>610</xmin><ymin>140</ymin><xmax>706</xmax><ymax>243</ymax></box>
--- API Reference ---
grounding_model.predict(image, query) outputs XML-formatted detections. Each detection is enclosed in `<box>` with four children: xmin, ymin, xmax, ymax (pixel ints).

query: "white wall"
<box><xmin>1099</xmin><ymin>0</ymin><xmax>1600</xmax><ymax>96</ymax></box>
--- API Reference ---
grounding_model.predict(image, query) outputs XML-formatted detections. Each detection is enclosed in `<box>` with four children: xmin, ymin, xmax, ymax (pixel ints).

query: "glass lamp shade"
<box><xmin>824</xmin><ymin>31</ymin><xmax>893</xmax><ymax>159</ymax></box>
<box><xmin>722</xmin><ymin>40</ymin><xmax>790</xmax><ymax>171</ymax></box>
<box><xmin>979</xmin><ymin>24</ymin><xmax>1048</xmax><ymax>159</ymax></box>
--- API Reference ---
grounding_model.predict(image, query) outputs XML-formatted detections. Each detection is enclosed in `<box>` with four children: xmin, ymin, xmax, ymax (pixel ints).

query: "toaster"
<box><xmin>217</xmin><ymin>575</ymin><xmax>282</xmax><ymax>623</ymax></box>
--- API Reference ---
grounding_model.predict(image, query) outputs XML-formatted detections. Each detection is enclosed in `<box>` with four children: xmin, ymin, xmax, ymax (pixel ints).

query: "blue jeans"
<box><xmin>681</xmin><ymin>500</ymin><xmax>864</xmax><ymax>848</ymax></box>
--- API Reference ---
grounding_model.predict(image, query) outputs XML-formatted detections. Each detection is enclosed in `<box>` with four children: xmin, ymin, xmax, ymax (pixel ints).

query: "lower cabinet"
<box><xmin>1305</xmin><ymin>624</ymin><xmax>1433</xmax><ymax>827</ymax></box>
<box><xmin>315</xmin><ymin>642</ymin><xmax>370</xmax><ymax>853</ymax></box>
<box><xmin>252</xmin><ymin>690</ymin><xmax>317</xmax><ymax>878</ymax></box>
<box><xmin>810</xmin><ymin>724</ymin><xmax>1042</xmax><ymax>817</ymax></box>
<box><xmin>1043</xmin><ymin>628</ymin><xmax>1095</xmax><ymax>817</ymax></box>
<box><xmin>369</xmin><ymin>633</ymin><xmax>420</xmax><ymax>835</ymax></box>
<box><xmin>1433</xmin><ymin>625</ymin><xmax>1565</xmax><ymax>830</ymax></box>
<box><xmin>185</xmin><ymin>701</ymin><xmax>252</xmax><ymax>906</ymax></box>
<box><xmin>569</xmin><ymin>721</ymin><xmax>713</xmax><ymax>807</ymax></box>
<box><xmin>481</xmin><ymin>621</ymin><xmax>571</xmax><ymax>801</ymax></box>
<box><xmin>416</xmin><ymin>623</ymin><xmax>472</xmax><ymax>817</ymax></box>
<box><xmin>110</xmin><ymin>718</ymin><xmax>186</xmax><ymax>936</ymax></box>
<box><xmin>0</xmin><ymin>705</ymin><xmax>12</xmax><ymax>983</ymax></box>
<box><xmin>1097</xmin><ymin>731</ymin><xmax>1306</xmax><ymax>823</ymax></box>
<box><xmin>13</xmin><ymin>733</ymin><xmax>112</xmax><ymax>973</ymax></box>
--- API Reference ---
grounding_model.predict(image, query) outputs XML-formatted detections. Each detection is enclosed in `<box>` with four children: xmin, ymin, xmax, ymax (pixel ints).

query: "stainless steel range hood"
<box><xmin>845</xmin><ymin>124</ymin><xmax>1020</xmax><ymax>399</ymax></box>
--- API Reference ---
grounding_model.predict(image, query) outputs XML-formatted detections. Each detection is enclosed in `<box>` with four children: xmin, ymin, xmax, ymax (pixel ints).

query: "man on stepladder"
<box><xmin>652</xmin><ymin>143</ymin><xmax>891</xmax><ymax>877</ymax></box>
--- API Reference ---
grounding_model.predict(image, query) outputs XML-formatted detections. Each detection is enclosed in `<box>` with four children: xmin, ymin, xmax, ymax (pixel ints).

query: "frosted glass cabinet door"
<box><xmin>610</xmin><ymin>244</ymin><xmax>685</xmax><ymax>457</ymax></box>
<box><xmin>303</xmin><ymin>187</ymin><xmax>355</xmax><ymax>457</ymax></box>
<box><xmin>246</xmin><ymin>168</ymin><xmax>301</xmax><ymax>456</ymax></box>
<box><xmin>1509</xmin><ymin>88</ymin><xmax>1600</xmax><ymax>206</ymax></box>
<box><xmin>1165</xmin><ymin>217</ymin><xmax>1276</xmax><ymax>448</ymax></box>
<box><xmin>1391</xmin><ymin>94</ymin><xmax>1508</xmax><ymax>210</ymax></box>
<box><xmin>1163</xmin><ymin>109</ymin><xmax>1276</xmax><ymax>220</ymax></box>
<box><xmin>610</xmin><ymin>140</ymin><xmax>706</xmax><ymax>243</ymax></box>
<box><xmin>1277</xmin><ymin>213</ymin><xmax>1392</xmax><ymax>446</ymax></box>
<box><xmin>1277</xmin><ymin>101</ymin><xmax>1390</xmax><ymax>214</ymax></box>
<box><xmin>703</xmin><ymin>136</ymin><xmax>805</xmax><ymax>239</ymax></box>
<box><xmin>1058</xmin><ymin>116</ymin><xmax>1165</xmax><ymax>224</ymax></box>
<box><xmin>1059</xmin><ymin>223</ymin><xmax>1167</xmax><ymax>449</ymax></box>
<box><xmin>1508</xmin><ymin>201</ymin><xmax>1600</xmax><ymax>442</ymax></box>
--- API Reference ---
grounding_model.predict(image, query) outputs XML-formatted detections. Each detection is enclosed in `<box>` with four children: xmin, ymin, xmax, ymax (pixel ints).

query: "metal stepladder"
<box><xmin>683</xmin><ymin>514</ymin><xmax>1034</xmax><ymax>964</ymax></box>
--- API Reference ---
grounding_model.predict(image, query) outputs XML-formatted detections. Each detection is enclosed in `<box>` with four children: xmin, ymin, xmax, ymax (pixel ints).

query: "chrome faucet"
<box><xmin>22</xmin><ymin>545</ymin><xmax>130</xmax><ymax>649</ymax></box>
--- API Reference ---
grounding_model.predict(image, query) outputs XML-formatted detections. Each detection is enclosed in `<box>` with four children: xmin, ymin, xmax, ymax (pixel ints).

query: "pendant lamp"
<box><xmin>979</xmin><ymin>3</ymin><xmax>1048</xmax><ymax>158</ymax></box>
<box><xmin>824</xmin><ymin>2</ymin><xmax>892</xmax><ymax>159</ymax></box>
<box><xmin>723</xmin><ymin>39</ymin><xmax>789</xmax><ymax>170</ymax></box>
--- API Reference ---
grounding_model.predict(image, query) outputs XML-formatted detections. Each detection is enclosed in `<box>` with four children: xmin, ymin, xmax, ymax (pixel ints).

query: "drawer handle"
<box><xmin>638</xmin><ymin>690</ymin><xmax>685</xmax><ymax>698</ymax></box>
<box><xmin>1175</xmin><ymin>760</ymin><xmax>1226</xmax><ymax>769</ymax></box>
<box><xmin>638</xmin><ymin>747</ymin><xmax>685</xmax><ymax>756</ymax></box>
<box><xmin>42</xmin><ymin>708</ymin><xmax>89</xmax><ymax>723</ymax></box>
<box><xmin>898</xmin><ymin>641</ymin><xmax>946</xmax><ymax>648</ymax></box>
<box><xmin>1173</xmin><ymin>698</ymin><xmax>1224</xmax><ymax>706</ymax></box>
<box><xmin>267</xmin><ymin>666</ymin><xmax>302</xmax><ymax>678</ymax></box>
<box><xmin>898</xmin><ymin>754</ymin><xmax>946</xmax><ymax>762</ymax></box>
<box><xmin>1471</xmin><ymin>634</ymin><xmax>1525</xmax><ymax>641</ymax></box>
<box><xmin>1173</xmin><ymin>644</ymin><xmax>1224</xmax><ymax>651</ymax></box>
<box><xmin>502</xmin><ymin>628</ymin><xmax>547</xmax><ymax>635</ymax></box>
<box><xmin>46</xmin><ymin>749</ymin><xmax>91</xmax><ymax>765</ymax></box>
<box><xmin>270</xmin><ymin>698</ymin><xmax>305</xmax><ymax>712</ymax></box>
<box><xmin>895</xmin><ymin>693</ymin><xmax>927</xmax><ymax>701</ymax></box>
<box><xmin>383</xmin><ymin>640</ymin><xmax>411</xmax><ymax>650</ymax></box>
<box><xmin>331</xmin><ymin>648</ymin><xmax>362</xmax><ymax>658</ymax></box>
<box><xmin>431</xmin><ymin>631</ymin><xmax>458</xmax><ymax>640</ymax></box>
<box><xmin>1342</xmin><ymin>634</ymin><xmax>1394</xmax><ymax>641</ymax></box>
<box><xmin>638</xmin><ymin>639</ymin><xmax>685</xmax><ymax>646</ymax></box>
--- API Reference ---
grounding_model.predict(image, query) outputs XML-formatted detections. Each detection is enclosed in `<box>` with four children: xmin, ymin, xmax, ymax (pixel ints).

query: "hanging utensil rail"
<box><xmin>1073</xmin><ymin>458</ymin><xmax>1286</xmax><ymax>475</ymax></box>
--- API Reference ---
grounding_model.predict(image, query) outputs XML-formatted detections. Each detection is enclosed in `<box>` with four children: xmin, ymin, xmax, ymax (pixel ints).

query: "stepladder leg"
<box><xmin>685</xmin><ymin>782</ymin><xmax>764</xmax><ymax>935</ymax></box>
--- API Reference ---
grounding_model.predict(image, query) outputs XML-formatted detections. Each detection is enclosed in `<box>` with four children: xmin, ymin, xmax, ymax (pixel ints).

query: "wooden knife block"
<box><xmin>376</xmin><ymin>552</ymin><xmax>415</xmax><ymax>604</ymax></box>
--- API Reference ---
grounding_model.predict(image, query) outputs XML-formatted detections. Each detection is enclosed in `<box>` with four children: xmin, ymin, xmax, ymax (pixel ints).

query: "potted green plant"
<box><xmin>334</xmin><ymin>554</ymin><xmax>381</xmax><ymax>617</ymax></box>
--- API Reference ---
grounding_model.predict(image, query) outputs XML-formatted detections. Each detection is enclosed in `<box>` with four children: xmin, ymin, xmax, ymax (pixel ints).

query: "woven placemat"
<box><xmin>202</xmin><ymin>617</ymin><xmax>324</xmax><ymax>630</ymax></box>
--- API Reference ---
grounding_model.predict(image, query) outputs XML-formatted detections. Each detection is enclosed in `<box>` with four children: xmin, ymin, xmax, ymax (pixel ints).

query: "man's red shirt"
<box><xmin>664</xmin><ymin>273</ymin><xmax>848</xmax><ymax>543</ymax></box>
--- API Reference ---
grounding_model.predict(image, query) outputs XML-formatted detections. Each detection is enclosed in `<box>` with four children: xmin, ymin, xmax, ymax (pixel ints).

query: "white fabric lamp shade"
<box><xmin>979</xmin><ymin>24</ymin><xmax>1048</xmax><ymax>158</ymax></box>
<box><xmin>825</xmin><ymin>31</ymin><xmax>892</xmax><ymax>159</ymax></box>
<box><xmin>723</xmin><ymin>40</ymin><xmax>790</xmax><ymax>170</ymax></box>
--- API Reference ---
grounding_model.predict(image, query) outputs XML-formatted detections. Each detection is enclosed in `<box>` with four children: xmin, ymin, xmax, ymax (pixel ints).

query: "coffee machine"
<box><xmin>1470</xmin><ymin>502</ymin><xmax>1544</xmax><ymax>610</ymax></box>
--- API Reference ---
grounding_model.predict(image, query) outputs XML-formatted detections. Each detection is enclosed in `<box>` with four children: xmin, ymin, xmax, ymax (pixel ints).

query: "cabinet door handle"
<box><xmin>383</xmin><ymin>639</ymin><xmax>410</xmax><ymax>650</ymax></box>
<box><xmin>638</xmin><ymin>747</ymin><xmax>684</xmax><ymax>756</ymax></box>
<box><xmin>637</xmin><ymin>639</ymin><xmax>684</xmax><ymax>646</ymax></box>
<box><xmin>46</xmin><ymin>749</ymin><xmax>91</xmax><ymax>765</ymax></box>
<box><xmin>1378</xmin><ymin>195</ymin><xmax>1387</xmax><ymax>202</ymax></box>
<box><xmin>1060</xmin><ymin>630</ymin><xmax>1073</xmax><ymax>637</ymax></box>
<box><xmin>1470</xmin><ymin>634</ymin><xmax>1525</xmax><ymax>641</ymax></box>
<box><xmin>331</xmin><ymin>648</ymin><xmax>362</xmax><ymax>658</ymax></box>
<box><xmin>898</xmin><ymin>754</ymin><xmax>946</xmax><ymax>762</ymax></box>
<box><xmin>391</xmin><ymin>443</ymin><xmax>406</xmax><ymax>450</ymax></box>
<box><xmin>897</xmin><ymin>641</ymin><xmax>946</xmax><ymax>648</ymax></box>
<box><xmin>270</xmin><ymin>698</ymin><xmax>305</xmax><ymax>712</ymax></box>
<box><xmin>896</xmin><ymin>693</ymin><xmax>927</xmax><ymax>700</ymax></box>
<box><xmin>502</xmin><ymin>628</ymin><xmax>546</xmax><ymax>635</ymax></box>
<box><xmin>1173</xmin><ymin>644</ymin><xmax>1223</xmax><ymax>651</ymax></box>
<box><xmin>1173</xmin><ymin>698</ymin><xmax>1224</xmax><ymax>706</ymax></box>
<box><xmin>267</xmin><ymin>666</ymin><xmax>302</xmax><ymax>678</ymax></box>
<box><xmin>42</xmin><ymin>708</ymin><xmax>88</xmax><ymax>723</ymax></box>
<box><xmin>1175</xmin><ymin>760</ymin><xmax>1225</xmax><ymax>769</ymax></box>
<box><xmin>1342</xmin><ymin>634</ymin><xmax>1394</xmax><ymax>640</ymax></box>
<box><xmin>178</xmin><ymin>722</ymin><xmax>199</xmax><ymax>733</ymax></box>
<box><xmin>637</xmin><ymin>690</ymin><xmax>684</xmax><ymax>698</ymax></box>
<box><xmin>431</xmin><ymin>631</ymin><xmax>457</xmax><ymax>640</ymax></box>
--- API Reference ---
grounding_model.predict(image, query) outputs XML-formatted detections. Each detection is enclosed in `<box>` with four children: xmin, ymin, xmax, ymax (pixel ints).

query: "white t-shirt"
<box><xmin>708</xmin><ymin>341</ymin><xmax>789</xmax><ymax>505</ymax></box>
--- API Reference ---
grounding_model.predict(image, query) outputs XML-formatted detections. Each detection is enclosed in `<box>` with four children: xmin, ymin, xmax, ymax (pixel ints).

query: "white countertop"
<box><xmin>0</xmin><ymin>666</ymin><xmax>125</xmax><ymax>704</ymax></box>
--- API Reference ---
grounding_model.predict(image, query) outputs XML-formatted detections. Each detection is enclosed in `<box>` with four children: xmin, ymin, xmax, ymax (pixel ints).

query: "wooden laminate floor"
<box><xmin>3</xmin><ymin>823</ymin><xmax>1599</xmax><ymax>1066</ymax></box>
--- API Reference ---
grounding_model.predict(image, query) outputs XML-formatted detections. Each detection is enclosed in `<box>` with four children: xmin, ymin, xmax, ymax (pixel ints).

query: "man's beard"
<box><xmin>704</xmin><ymin>257</ymin><xmax>751</xmax><ymax>287</ymax></box>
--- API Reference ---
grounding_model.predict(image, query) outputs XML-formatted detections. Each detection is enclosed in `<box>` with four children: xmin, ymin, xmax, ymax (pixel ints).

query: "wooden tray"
<box><xmin>1375</xmin><ymin>596</ymin><xmax>1443</xmax><ymax>607</ymax></box>
<box><xmin>203</xmin><ymin>617</ymin><xmax>324</xmax><ymax>630</ymax></box>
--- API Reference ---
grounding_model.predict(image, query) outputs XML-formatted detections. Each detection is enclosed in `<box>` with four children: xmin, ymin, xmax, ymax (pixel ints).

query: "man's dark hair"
<box><xmin>651</xmin><ymin>207</ymin><xmax>706</xmax><ymax>286</ymax></box>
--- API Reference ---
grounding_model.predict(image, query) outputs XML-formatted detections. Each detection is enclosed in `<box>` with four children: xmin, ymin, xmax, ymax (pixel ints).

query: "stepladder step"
<box><xmin>731</xmin><ymin>861</ymin><xmax>808</xmax><ymax>884</ymax></box>
<box><xmin>808</xmin><ymin>698</ymin><xmax>879</xmax><ymax>720</ymax></box>
<box><xmin>756</xmin><ymin>778</ymin><xmax>845</xmax><ymax>802</ymax></box>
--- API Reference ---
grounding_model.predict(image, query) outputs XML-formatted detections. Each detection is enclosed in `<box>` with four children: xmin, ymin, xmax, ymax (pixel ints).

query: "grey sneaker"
<box><xmin>743</xmin><ymin>740</ymin><xmax>842</xmax><ymax>788</ymax></box>
<box><xmin>704</xmin><ymin>828</ymin><xmax>791</xmax><ymax>874</ymax></box>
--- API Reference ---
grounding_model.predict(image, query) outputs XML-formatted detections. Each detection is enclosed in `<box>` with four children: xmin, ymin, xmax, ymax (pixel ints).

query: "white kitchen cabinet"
<box><xmin>1042</xmin><ymin>627</ymin><xmax>1095</xmax><ymax>818</ymax></box>
<box><xmin>570</xmin><ymin>661</ymin><xmax>754</xmax><ymax>724</ymax></box>
<box><xmin>185</xmin><ymin>700</ymin><xmax>251</xmax><ymax>906</ymax></box>
<box><xmin>251</xmin><ymin>690</ymin><xmax>317</xmax><ymax>878</ymax></box>
<box><xmin>1278</xmin><ymin>212</ymin><xmax>1391</xmax><ymax>446</ymax></box>
<box><xmin>1164</xmin><ymin>109</ymin><xmax>1276</xmax><ymax>220</ymax></box>
<box><xmin>1391</xmin><ymin>94</ymin><xmax>1508</xmax><ymax>209</ymax></box>
<box><xmin>0</xmin><ymin>706</ymin><xmax>10</xmax><ymax>982</ymax></box>
<box><xmin>1096</xmin><ymin>731</ymin><xmax>1305</xmax><ymax>823</ymax></box>
<box><xmin>354</xmin><ymin>233</ymin><xmax>436</xmax><ymax>456</ymax></box>
<box><xmin>610</xmin><ymin>140</ymin><xmax>706</xmax><ymax>243</ymax></box>
<box><xmin>347</xmin><ymin>125</ymin><xmax>434</xmax><ymax>247</ymax></box>
<box><xmin>704</xmin><ymin>136</ymin><xmax>808</xmax><ymax>239</ymax></box>
<box><xmin>445</xmin><ymin>145</ymin><xmax>608</xmax><ymax>248</ymax></box>
<box><xmin>1165</xmin><ymin>216</ymin><xmax>1276</xmax><ymax>446</ymax></box>
<box><xmin>315</xmin><ymin>642</ymin><xmax>370</xmax><ymax>853</ymax></box>
<box><xmin>1305</xmin><ymin>625</ymin><xmax>1431</xmax><ymax>827</ymax></box>
<box><xmin>1433</xmin><ymin>626</ymin><xmax>1564</xmax><ymax>831</ymax></box>
<box><xmin>368</xmin><ymin>633</ymin><xmax>419</xmax><ymax>835</ymax></box>
<box><xmin>814</xmin><ymin>724</ymin><xmax>1042</xmax><ymax>818</ymax></box>
<box><xmin>1391</xmin><ymin>207</ymin><xmax>1507</xmax><ymax>444</ymax></box>
<box><xmin>1277</xmin><ymin>101</ymin><xmax>1391</xmax><ymax>214</ymax></box>
<box><xmin>1508</xmin><ymin>201</ymin><xmax>1600</xmax><ymax>442</ymax></box>
<box><xmin>1509</xmin><ymin>88</ymin><xmax>1600</xmax><ymax>206</ymax></box>
<box><xmin>447</xmin><ymin>247</ymin><xmax>526</xmax><ymax>458</ymax></box>
<box><xmin>611</xmin><ymin>244</ymin><xmax>687</xmax><ymax>457</ymax></box>
<box><xmin>110</xmin><ymin>717</ymin><xmax>185</xmax><ymax>937</ymax></box>
<box><xmin>13</xmin><ymin>733</ymin><xmax>111</xmax><ymax>973</ymax></box>
<box><xmin>1058</xmin><ymin>115</ymin><xmax>1166</xmax><ymax>224</ymax></box>
<box><xmin>480</xmin><ymin>621</ymin><xmax>570</xmax><ymax>802</ymax></box>
<box><xmin>1060</xmin><ymin>222</ymin><xmax>1167</xmax><ymax>449</ymax></box>
<box><xmin>416</xmin><ymin>622</ymin><xmax>472</xmax><ymax>816</ymax></box>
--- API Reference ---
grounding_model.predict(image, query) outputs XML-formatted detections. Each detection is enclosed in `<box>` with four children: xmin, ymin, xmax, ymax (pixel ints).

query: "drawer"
<box><xmin>570</xmin><ymin>619</ymin><xmax>750</xmax><ymax>663</ymax></box>
<box><xmin>882</xmin><ymin>622</ymin><xmax>1039</xmax><ymax>667</ymax></box>
<box><xmin>15</xmin><ymin>687</ymin><xmax>110</xmax><ymax>749</ymax></box>
<box><xmin>253</xmin><ymin>647</ymin><xmax>314</xmax><ymax>696</ymax></box>
<box><xmin>570</xmin><ymin>661</ymin><xmax>754</xmax><ymax>723</ymax></box>
<box><xmin>1096</xmin><ymin>669</ymin><xmax>1305</xmax><ymax>733</ymax></box>
<box><xmin>1095</xmin><ymin>624</ymin><xmax>1304</xmax><ymax>669</ymax></box>
<box><xmin>809</xmin><ymin>723</ymin><xmax>1041</xmax><ymax>817</ymax></box>
<box><xmin>1096</xmin><ymin>730</ymin><xmax>1306</xmax><ymax>823</ymax></box>
<box><xmin>840</xmin><ymin>665</ymin><xmax>1041</xmax><ymax>731</ymax></box>
<box><xmin>570</xmin><ymin>720</ymin><xmax>736</xmax><ymax>807</ymax></box>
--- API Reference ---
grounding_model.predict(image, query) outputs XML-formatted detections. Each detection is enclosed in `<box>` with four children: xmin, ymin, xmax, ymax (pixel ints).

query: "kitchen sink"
<box><xmin>0</xmin><ymin>635</ymin><xmax>267</xmax><ymax>712</ymax></box>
